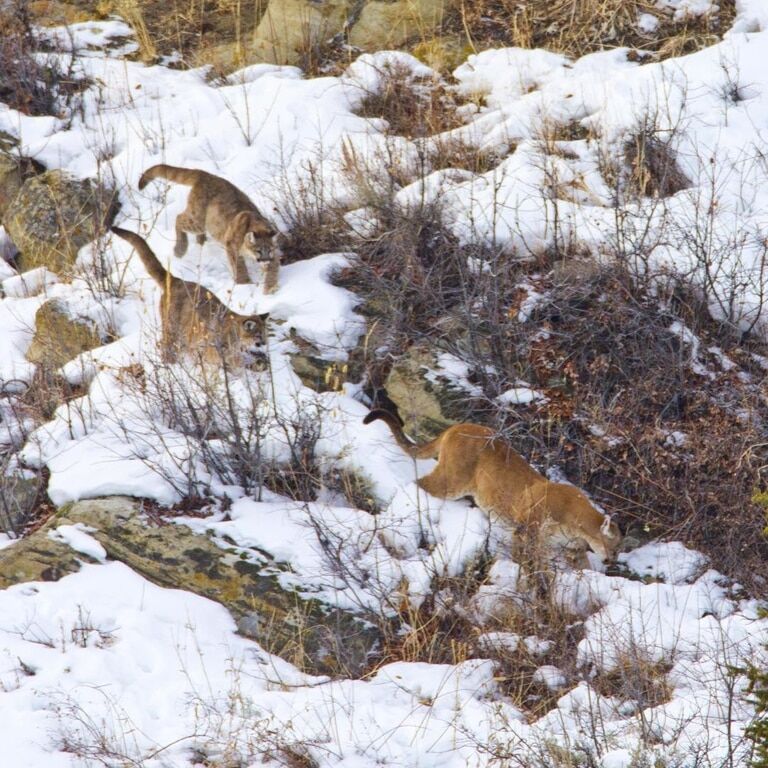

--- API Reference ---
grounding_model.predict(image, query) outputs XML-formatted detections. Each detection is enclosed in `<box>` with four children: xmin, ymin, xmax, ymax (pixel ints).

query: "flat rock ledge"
<box><xmin>0</xmin><ymin>496</ymin><xmax>378</xmax><ymax>677</ymax></box>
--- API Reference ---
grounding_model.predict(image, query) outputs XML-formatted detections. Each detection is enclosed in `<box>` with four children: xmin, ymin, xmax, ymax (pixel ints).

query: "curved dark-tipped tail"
<box><xmin>363</xmin><ymin>409</ymin><xmax>442</xmax><ymax>459</ymax></box>
<box><xmin>111</xmin><ymin>227</ymin><xmax>168</xmax><ymax>285</ymax></box>
<box><xmin>138</xmin><ymin>164</ymin><xmax>200</xmax><ymax>190</ymax></box>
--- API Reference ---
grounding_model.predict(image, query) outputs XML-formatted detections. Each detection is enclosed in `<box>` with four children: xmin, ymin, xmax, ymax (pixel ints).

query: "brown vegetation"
<box><xmin>0</xmin><ymin>0</ymin><xmax>88</xmax><ymax>117</ymax></box>
<box><xmin>327</xmin><ymin>167</ymin><xmax>768</xmax><ymax>593</ymax></box>
<box><xmin>443</xmin><ymin>0</ymin><xmax>736</xmax><ymax>63</ymax></box>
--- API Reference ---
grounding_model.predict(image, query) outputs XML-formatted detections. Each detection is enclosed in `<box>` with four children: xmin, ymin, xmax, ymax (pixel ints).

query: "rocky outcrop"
<box><xmin>252</xmin><ymin>0</ymin><xmax>352</xmax><ymax>65</ymax></box>
<box><xmin>26</xmin><ymin>298</ymin><xmax>104</xmax><ymax>368</ymax></box>
<box><xmin>384</xmin><ymin>344</ymin><xmax>465</xmax><ymax>440</ymax></box>
<box><xmin>4</xmin><ymin>170</ymin><xmax>118</xmax><ymax>274</ymax></box>
<box><xmin>0</xmin><ymin>497</ymin><xmax>378</xmax><ymax>676</ymax></box>
<box><xmin>250</xmin><ymin>0</ymin><xmax>456</xmax><ymax>66</ymax></box>
<box><xmin>348</xmin><ymin>0</ymin><xmax>447</xmax><ymax>51</ymax></box>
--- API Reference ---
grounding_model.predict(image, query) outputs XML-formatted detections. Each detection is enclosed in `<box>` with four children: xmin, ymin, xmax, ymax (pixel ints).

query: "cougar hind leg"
<box><xmin>174</xmin><ymin>211</ymin><xmax>203</xmax><ymax>258</ymax></box>
<box><xmin>417</xmin><ymin>466</ymin><xmax>465</xmax><ymax>501</ymax></box>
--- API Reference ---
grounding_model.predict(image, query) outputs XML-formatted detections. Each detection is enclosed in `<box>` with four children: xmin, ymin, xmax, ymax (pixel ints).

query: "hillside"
<box><xmin>0</xmin><ymin>0</ymin><xmax>767</xmax><ymax>765</ymax></box>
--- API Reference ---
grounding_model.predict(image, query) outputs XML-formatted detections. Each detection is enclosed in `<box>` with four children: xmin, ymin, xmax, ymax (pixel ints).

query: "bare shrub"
<box><xmin>269</xmin><ymin>155</ymin><xmax>348</xmax><ymax>264</ymax></box>
<box><xmin>353</xmin><ymin>60</ymin><xmax>465</xmax><ymax>139</ymax></box>
<box><xmin>263</xmin><ymin>406</ymin><xmax>322</xmax><ymax>503</ymax></box>
<box><xmin>119</xmin><ymin>354</ymin><xmax>271</xmax><ymax>502</ymax></box>
<box><xmin>0</xmin><ymin>1</ymin><xmax>87</xmax><ymax>118</ymax></box>
<box><xmin>498</xmin><ymin>266</ymin><xmax>768</xmax><ymax>592</ymax></box>
<box><xmin>337</xmin><ymin>165</ymin><xmax>768</xmax><ymax>591</ymax></box>
<box><xmin>623</xmin><ymin>127</ymin><xmax>690</xmax><ymax>199</ymax></box>
<box><xmin>116</xmin><ymin>341</ymin><xmax>346</xmax><ymax>508</ymax></box>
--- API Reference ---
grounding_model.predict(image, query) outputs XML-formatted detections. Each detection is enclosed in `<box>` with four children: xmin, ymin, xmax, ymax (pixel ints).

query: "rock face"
<box><xmin>26</xmin><ymin>298</ymin><xmax>104</xmax><ymax>368</ymax></box>
<box><xmin>348</xmin><ymin>0</ymin><xmax>447</xmax><ymax>51</ymax></box>
<box><xmin>0</xmin><ymin>153</ymin><xmax>45</xmax><ymax>221</ymax></box>
<box><xmin>4</xmin><ymin>171</ymin><xmax>118</xmax><ymax>274</ymax></box>
<box><xmin>252</xmin><ymin>0</ymin><xmax>352</xmax><ymax>65</ymax></box>
<box><xmin>0</xmin><ymin>497</ymin><xmax>378</xmax><ymax>676</ymax></box>
<box><xmin>250</xmin><ymin>0</ymin><xmax>455</xmax><ymax>66</ymax></box>
<box><xmin>384</xmin><ymin>344</ymin><xmax>465</xmax><ymax>440</ymax></box>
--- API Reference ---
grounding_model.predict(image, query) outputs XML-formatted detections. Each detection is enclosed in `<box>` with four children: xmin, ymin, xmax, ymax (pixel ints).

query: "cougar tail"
<box><xmin>363</xmin><ymin>409</ymin><xmax>443</xmax><ymax>459</ymax></box>
<box><xmin>138</xmin><ymin>164</ymin><xmax>198</xmax><ymax>190</ymax></box>
<box><xmin>111</xmin><ymin>227</ymin><xmax>168</xmax><ymax>286</ymax></box>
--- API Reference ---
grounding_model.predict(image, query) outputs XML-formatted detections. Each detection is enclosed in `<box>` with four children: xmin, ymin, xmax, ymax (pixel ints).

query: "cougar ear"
<box><xmin>249</xmin><ymin>216</ymin><xmax>276</xmax><ymax>239</ymax></box>
<box><xmin>243</xmin><ymin>313</ymin><xmax>269</xmax><ymax>332</ymax></box>
<box><xmin>600</xmin><ymin>514</ymin><xmax>613</xmax><ymax>537</ymax></box>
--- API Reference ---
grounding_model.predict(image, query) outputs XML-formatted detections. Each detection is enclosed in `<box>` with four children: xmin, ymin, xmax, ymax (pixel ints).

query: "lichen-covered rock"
<box><xmin>0</xmin><ymin>524</ymin><xmax>82</xmax><ymax>587</ymax></box>
<box><xmin>252</xmin><ymin>0</ymin><xmax>352</xmax><ymax>65</ymax></box>
<box><xmin>0</xmin><ymin>497</ymin><xmax>378</xmax><ymax>676</ymax></box>
<box><xmin>385</xmin><ymin>344</ymin><xmax>465</xmax><ymax>440</ymax></box>
<box><xmin>348</xmin><ymin>0</ymin><xmax>448</xmax><ymax>51</ymax></box>
<box><xmin>5</xmin><ymin>170</ymin><xmax>118</xmax><ymax>274</ymax></box>
<box><xmin>26</xmin><ymin>298</ymin><xmax>104</xmax><ymax>368</ymax></box>
<box><xmin>0</xmin><ymin>152</ymin><xmax>45</xmax><ymax>221</ymax></box>
<box><xmin>0</xmin><ymin>131</ymin><xmax>18</xmax><ymax>152</ymax></box>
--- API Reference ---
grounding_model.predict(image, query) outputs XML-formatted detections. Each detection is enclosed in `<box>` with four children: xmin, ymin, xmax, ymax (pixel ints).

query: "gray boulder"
<box><xmin>5</xmin><ymin>170</ymin><xmax>118</xmax><ymax>274</ymax></box>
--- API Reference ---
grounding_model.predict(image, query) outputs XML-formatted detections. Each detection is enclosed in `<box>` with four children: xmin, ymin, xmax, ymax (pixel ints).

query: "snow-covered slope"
<box><xmin>0</xmin><ymin>5</ymin><xmax>767</xmax><ymax>766</ymax></box>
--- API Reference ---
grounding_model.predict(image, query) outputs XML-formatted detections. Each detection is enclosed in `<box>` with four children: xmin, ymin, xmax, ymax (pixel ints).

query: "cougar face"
<box><xmin>243</xmin><ymin>226</ymin><xmax>276</xmax><ymax>262</ymax></box>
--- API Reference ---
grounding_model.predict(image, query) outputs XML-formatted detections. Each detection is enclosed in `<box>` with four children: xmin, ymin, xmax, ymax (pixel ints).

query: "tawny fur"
<box><xmin>112</xmin><ymin>227</ymin><xmax>268</xmax><ymax>365</ymax></box>
<box><xmin>138</xmin><ymin>164</ymin><xmax>279</xmax><ymax>291</ymax></box>
<box><xmin>364</xmin><ymin>410</ymin><xmax>622</xmax><ymax>559</ymax></box>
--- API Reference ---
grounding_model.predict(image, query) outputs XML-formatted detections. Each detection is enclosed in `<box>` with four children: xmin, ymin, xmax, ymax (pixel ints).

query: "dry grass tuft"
<box><xmin>363</xmin><ymin>543</ymin><xmax>587</xmax><ymax>718</ymax></box>
<box><xmin>428</xmin><ymin>135</ymin><xmax>502</xmax><ymax>174</ymax></box>
<box><xmin>113</xmin><ymin>0</ymin><xmax>157</xmax><ymax>62</ymax></box>
<box><xmin>623</xmin><ymin>129</ymin><xmax>690</xmax><ymax>198</ymax></box>
<box><xmin>592</xmin><ymin>652</ymin><xmax>673</xmax><ymax>711</ymax></box>
<box><xmin>353</xmin><ymin>61</ymin><xmax>465</xmax><ymax>139</ymax></box>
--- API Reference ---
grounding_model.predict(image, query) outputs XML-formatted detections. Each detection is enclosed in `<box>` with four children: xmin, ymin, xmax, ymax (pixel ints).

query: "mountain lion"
<box><xmin>112</xmin><ymin>227</ymin><xmax>268</xmax><ymax>365</ymax></box>
<box><xmin>364</xmin><ymin>410</ymin><xmax>621</xmax><ymax>559</ymax></box>
<box><xmin>138</xmin><ymin>164</ymin><xmax>279</xmax><ymax>290</ymax></box>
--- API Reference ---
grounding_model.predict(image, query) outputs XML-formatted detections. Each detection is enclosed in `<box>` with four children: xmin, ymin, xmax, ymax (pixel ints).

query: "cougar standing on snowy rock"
<box><xmin>364</xmin><ymin>410</ymin><xmax>622</xmax><ymax>560</ymax></box>
<box><xmin>138</xmin><ymin>164</ymin><xmax>279</xmax><ymax>291</ymax></box>
<box><xmin>112</xmin><ymin>227</ymin><xmax>268</xmax><ymax>366</ymax></box>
